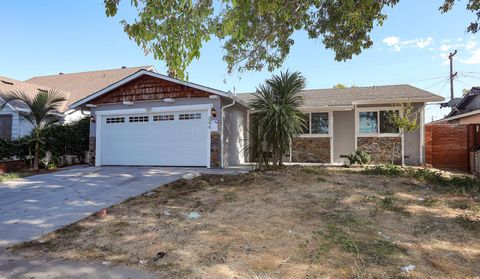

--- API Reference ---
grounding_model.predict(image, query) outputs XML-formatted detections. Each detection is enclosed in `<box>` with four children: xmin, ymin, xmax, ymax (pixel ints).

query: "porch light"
<box><xmin>211</xmin><ymin>108</ymin><xmax>217</xmax><ymax>118</ymax></box>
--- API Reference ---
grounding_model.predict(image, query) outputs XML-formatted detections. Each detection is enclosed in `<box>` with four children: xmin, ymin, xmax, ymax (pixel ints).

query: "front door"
<box><xmin>333</xmin><ymin>111</ymin><xmax>355</xmax><ymax>164</ymax></box>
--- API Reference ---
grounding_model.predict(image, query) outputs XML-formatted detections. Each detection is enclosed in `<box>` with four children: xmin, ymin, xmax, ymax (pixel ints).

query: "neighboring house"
<box><xmin>69</xmin><ymin>69</ymin><xmax>443</xmax><ymax>168</ymax></box>
<box><xmin>425</xmin><ymin>87</ymin><xmax>480</xmax><ymax>172</ymax></box>
<box><xmin>0</xmin><ymin>66</ymin><xmax>155</xmax><ymax>139</ymax></box>
<box><xmin>239</xmin><ymin>85</ymin><xmax>443</xmax><ymax>166</ymax></box>
<box><xmin>0</xmin><ymin>76</ymin><xmax>50</xmax><ymax>139</ymax></box>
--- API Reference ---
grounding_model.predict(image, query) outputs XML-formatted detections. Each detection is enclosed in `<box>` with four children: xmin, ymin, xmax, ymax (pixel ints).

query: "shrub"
<box><xmin>363</xmin><ymin>165</ymin><xmax>480</xmax><ymax>193</ymax></box>
<box><xmin>43</xmin><ymin>117</ymin><xmax>90</xmax><ymax>161</ymax></box>
<box><xmin>347</xmin><ymin>150</ymin><xmax>371</xmax><ymax>166</ymax></box>
<box><xmin>0</xmin><ymin>136</ymin><xmax>32</xmax><ymax>161</ymax></box>
<box><xmin>363</xmin><ymin>164</ymin><xmax>404</xmax><ymax>176</ymax></box>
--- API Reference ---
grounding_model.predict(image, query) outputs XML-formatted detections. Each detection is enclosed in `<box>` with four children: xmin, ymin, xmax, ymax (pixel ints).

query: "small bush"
<box><xmin>363</xmin><ymin>164</ymin><xmax>404</xmax><ymax>176</ymax></box>
<box><xmin>362</xmin><ymin>165</ymin><xmax>480</xmax><ymax>193</ymax></box>
<box><xmin>347</xmin><ymin>150</ymin><xmax>371</xmax><ymax>166</ymax></box>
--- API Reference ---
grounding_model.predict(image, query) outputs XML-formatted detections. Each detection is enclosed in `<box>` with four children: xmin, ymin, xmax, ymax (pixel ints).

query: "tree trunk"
<box><xmin>33</xmin><ymin>140</ymin><xmax>39</xmax><ymax>171</ymax></box>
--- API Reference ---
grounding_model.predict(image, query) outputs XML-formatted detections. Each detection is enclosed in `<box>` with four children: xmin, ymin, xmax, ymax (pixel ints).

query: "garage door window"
<box><xmin>179</xmin><ymin>113</ymin><xmax>201</xmax><ymax>120</ymax></box>
<box><xmin>106</xmin><ymin>117</ymin><xmax>125</xmax><ymax>124</ymax></box>
<box><xmin>153</xmin><ymin>114</ymin><xmax>174</xmax><ymax>121</ymax></box>
<box><xmin>129</xmin><ymin>116</ymin><xmax>149</xmax><ymax>122</ymax></box>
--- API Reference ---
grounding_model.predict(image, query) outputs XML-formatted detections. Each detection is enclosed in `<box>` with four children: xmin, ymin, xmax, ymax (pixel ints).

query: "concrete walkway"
<box><xmin>0</xmin><ymin>166</ymin><xmax>248</xmax><ymax>278</ymax></box>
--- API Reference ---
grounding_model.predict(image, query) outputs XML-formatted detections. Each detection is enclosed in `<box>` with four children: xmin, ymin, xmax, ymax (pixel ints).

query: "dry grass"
<box><xmin>11</xmin><ymin>167</ymin><xmax>480</xmax><ymax>278</ymax></box>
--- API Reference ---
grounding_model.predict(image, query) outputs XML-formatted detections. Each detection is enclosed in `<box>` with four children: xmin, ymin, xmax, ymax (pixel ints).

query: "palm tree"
<box><xmin>249</xmin><ymin>70</ymin><xmax>306</xmax><ymax>168</ymax></box>
<box><xmin>0</xmin><ymin>90</ymin><xmax>66</xmax><ymax>170</ymax></box>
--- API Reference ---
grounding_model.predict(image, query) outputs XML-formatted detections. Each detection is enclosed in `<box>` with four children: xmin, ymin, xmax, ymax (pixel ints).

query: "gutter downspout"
<box><xmin>221</xmin><ymin>99</ymin><xmax>236</xmax><ymax>168</ymax></box>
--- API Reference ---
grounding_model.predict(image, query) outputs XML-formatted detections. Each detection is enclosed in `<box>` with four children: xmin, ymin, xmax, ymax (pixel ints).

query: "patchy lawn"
<box><xmin>12</xmin><ymin>167</ymin><xmax>480</xmax><ymax>278</ymax></box>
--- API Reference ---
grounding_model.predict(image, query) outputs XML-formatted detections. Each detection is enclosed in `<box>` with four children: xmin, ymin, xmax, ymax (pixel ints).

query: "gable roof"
<box><xmin>26</xmin><ymin>66</ymin><xmax>154</xmax><ymax>112</ymax></box>
<box><xmin>237</xmin><ymin>84</ymin><xmax>444</xmax><ymax>108</ymax></box>
<box><xmin>70</xmin><ymin>69</ymin><xmax>247</xmax><ymax>109</ymax></box>
<box><xmin>446</xmin><ymin>87</ymin><xmax>480</xmax><ymax>117</ymax></box>
<box><xmin>0</xmin><ymin>76</ymin><xmax>58</xmax><ymax>111</ymax></box>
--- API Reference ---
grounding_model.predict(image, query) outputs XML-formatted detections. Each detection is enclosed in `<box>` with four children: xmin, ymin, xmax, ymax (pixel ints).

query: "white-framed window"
<box><xmin>106</xmin><ymin>117</ymin><xmax>125</xmax><ymax>124</ymax></box>
<box><xmin>358</xmin><ymin>108</ymin><xmax>400</xmax><ymax>136</ymax></box>
<box><xmin>179</xmin><ymin>113</ymin><xmax>201</xmax><ymax>120</ymax></box>
<box><xmin>300</xmin><ymin>112</ymin><xmax>330</xmax><ymax>136</ymax></box>
<box><xmin>153</xmin><ymin>114</ymin><xmax>174</xmax><ymax>121</ymax></box>
<box><xmin>129</xmin><ymin>116</ymin><xmax>149</xmax><ymax>123</ymax></box>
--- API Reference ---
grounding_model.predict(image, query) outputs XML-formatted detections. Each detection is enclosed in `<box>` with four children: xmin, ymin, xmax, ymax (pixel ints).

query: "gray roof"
<box><xmin>237</xmin><ymin>84</ymin><xmax>444</xmax><ymax>108</ymax></box>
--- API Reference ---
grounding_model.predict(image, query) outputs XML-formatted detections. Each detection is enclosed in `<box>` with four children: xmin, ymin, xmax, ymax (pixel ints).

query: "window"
<box><xmin>129</xmin><ymin>116</ymin><xmax>149</xmax><ymax>122</ymax></box>
<box><xmin>359</xmin><ymin>110</ymin><xmax>400</xmax><ymax>134</ymax></box>
<box><xmin>359</xmin><ymin>112</ymin><xmax>378</xmax><ymax>133</ymax></box>
<box><xmin>153</xmin><ymin>114</ymin><xmax>174</xmax><ymax>121</ymax></box>
<box><xmin>301</xmin><ymin>112</ymin><xmax>329</xmax><ymax>135</ymax></box>
<box><xmin>106</xmin><ymin>117</ymin><xmax>125</xmax><ymax>124</ymax></box>
<box><xmin>380</xmin><ymin>110</ymin><xmax>400</xmax><ymax>133</ymax></box>
<box><xmin>179</xmin><ymin>113</ymin><xmax>201</xmax><ymax>120</ymax></box>
<box><xmin>311</xmin><ymin>113</ymin><xmax>329</xmax><ymax>134</ymax></box>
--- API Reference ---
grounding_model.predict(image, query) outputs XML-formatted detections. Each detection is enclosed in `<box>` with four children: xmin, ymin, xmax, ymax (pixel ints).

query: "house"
<box><xmin>69</xmin><ymin>68</ymin><xmax>443</xmax><ymax>168</ymax></box>
<box><xmin>0</xmin><ymin>76</ymin><xmax>52</xmax><ymax>139</ymax></box>
<box><xmin>425</xmin><ymin>87</ymin><xmax>480</xmax><ymax>171</ymax></box>
<box><xmin>239</xmin><ymin>85</ymin><xmax>443</xmax><ymax>166</ymax></box>
<box><xmin>0</xmin><ymin>66</ymin><xmax>154</xmax><ymax>139</ymax></box>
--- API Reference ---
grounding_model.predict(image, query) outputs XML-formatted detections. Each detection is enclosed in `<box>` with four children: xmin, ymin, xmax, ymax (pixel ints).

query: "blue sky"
<box><xmin>1</xmin><ymin>0</ymin><xmax>479</xmax><ymax>121</ymax></box>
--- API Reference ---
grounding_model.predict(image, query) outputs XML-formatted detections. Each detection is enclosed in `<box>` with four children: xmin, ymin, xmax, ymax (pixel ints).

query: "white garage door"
<box><xmin>99</xmin><ymin>109</ymin><xmax>209</xmax><ymax>167</ymax></box>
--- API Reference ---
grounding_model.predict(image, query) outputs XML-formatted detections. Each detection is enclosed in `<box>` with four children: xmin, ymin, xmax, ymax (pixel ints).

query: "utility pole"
<box><xmin>449</xmin><ymin>50</ymin><xmax>458</xmax><ymax>102</ymax></box>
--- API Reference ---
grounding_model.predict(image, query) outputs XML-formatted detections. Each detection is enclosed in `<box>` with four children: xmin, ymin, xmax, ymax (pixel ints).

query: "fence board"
<box><xmin>425</xmin><ymin>124</ymin><xmax>469</xmax><ymax>171</ymax></box>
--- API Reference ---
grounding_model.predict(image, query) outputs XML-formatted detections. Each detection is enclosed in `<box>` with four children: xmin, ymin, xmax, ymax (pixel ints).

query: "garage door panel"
<box><xmin>100</xmin><ymin>111</ymin><xmax>208</xmax><ymax>166</ymax></box>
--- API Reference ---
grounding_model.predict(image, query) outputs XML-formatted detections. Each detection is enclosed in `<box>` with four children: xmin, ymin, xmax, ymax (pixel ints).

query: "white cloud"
<box><xmin>382</xmin><ymin>36</ymin><xmax>433</xmax><ymax>51</ymax></box>
<box><xmin>461</xmin><ymin>49</ymin><xmax>480</xmax><ymax>64</ymax></box>
<box><xmin>440</xmin><ymin>44</ymin><xmax>451</xmax><ymax>52</ymax></box>
<box><xmin>465</xmin><ymin>41</ymin><xmax>477</xmax><ymax>50</ymax></box>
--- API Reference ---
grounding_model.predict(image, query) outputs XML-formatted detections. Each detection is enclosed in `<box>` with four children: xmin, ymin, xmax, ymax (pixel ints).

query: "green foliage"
<box><xmin>247</xmin><ymin>71</ymin><xmax>306</xmax><ymax>168</ymax></box>
<box><xmin>43</xmin><ymin>117</ymin><xmax>90</xmax><ymax>161</ymax></box>
<box><xmin>387</xmin><ymin>103</ymin><xmax>418</xmax><ymax>133</ymax></box>
<box><xmin>347</xmin><ymin>150</ymin><xmax>371</xmax><ymax>166</ymax></box>
<box><xmin>439</xmin><ymin>0</ymin><xmax>480</xmax><ymax>33</ymax></box>
<box><xmin>0</xmin><ymin>136</ymin><xmax>32</xmax><ymax>161</ymax></box>
<box><xmin>363</xmin><ymin>165</ymin><xmax>480</xmax><ymax>193</ymax></box>
<box><xmin>363</xmin><ymin>164</ymin><xmax>403</xmax><ymax>176</ymax></box>
<box><xmin>0</xmin><ymin>89</ymin><xmax>66</xmax><ymax>170</ymax></box>
<box><xmin>104</xmin><ymin>1</ymin><xmax>478</xmax><ymax>78</ymax></box>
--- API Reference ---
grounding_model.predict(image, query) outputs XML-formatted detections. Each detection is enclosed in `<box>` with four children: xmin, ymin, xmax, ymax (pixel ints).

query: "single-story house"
<box><xmin>68</xmin><ymin>68</ymin><xmax>444</xmax><ymax>168</ymax></box>
<box><xmin>425</xmin><ymin>87</ymin><xmax>480</xmax><ymax>172</ymax></box>
<box><xmin>0</xmin><ymin>66</ymin><xmax>154</xmax><ymax>139</ymax></box>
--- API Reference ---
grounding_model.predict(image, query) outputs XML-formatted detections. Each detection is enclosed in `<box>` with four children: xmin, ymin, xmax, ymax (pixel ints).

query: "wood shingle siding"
<box><xmin>91</xmin><ymin>75</ymin><xmax>211</xmax><ymax>104</ymax></box>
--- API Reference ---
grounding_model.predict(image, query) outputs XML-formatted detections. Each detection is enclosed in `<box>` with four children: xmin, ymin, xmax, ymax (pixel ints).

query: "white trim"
<box><xmin>151</xmin><ymin>104</ymin><xmax>213</xmax><ymax>113</ymax></box>
<box><xmin>299</xmin><ymin>111</ymin><xmax>331</xmax><ymax>137</ymax></box>
<box><xmin>207</xmin><ymin>107</ymin><xmax>212</xmax><ymax>168</ymax></box>
<box><xmin>429</xmin><ymin>108</ymin><xmax>480</xmax><ymax>124</ymax></box>
<box><xmin>329</xmin><ymin>111</ymin><xmax>334</xmax><ymax>164</ymax></box>
<box><xmin>352</xmin><ymin>97</ymin><xmax>443</xmax><ymax>105</ymax></box>
<box><xmin>301</xmin><ymin>105</ymin><xmax>354</xmax><ymax>111</ymax></box>
<box><xmin>356</xmin><ymin>106</ymin><xmax>403</xmax><ymax>137</ymax></box>
<box><xmin>354</xmin><ymin>105</ymin><xmax>358</xmax><ymax>150</ymax></box>
<box><xmin>70</xmin><ymin>69</ymin><xmax>235</xmax><ymax>109</ymax></box>
<box><xmin>420</xmin><ymin>105</ymin><xmax>425</xmax><ymax>164</ymax></box>
<box><xmin>96</xmin><ymin>108</ymin><xmax>148</xmax><ymax>116</ymax></box>
<box><xmin>95</xmin><ymin>115</ymin><xmax>102</xmax><ymax>166</ymax></box>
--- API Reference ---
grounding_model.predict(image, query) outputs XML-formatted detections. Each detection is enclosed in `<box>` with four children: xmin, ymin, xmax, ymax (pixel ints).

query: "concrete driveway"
<box><xmin>0</xmin><ymin>166</ymin><xmax>246</xmax><ymax>278</ymax></box>
<box><xmin>0</xmin><ymin>166</ymin><xmax>240</xmax><ymax>247</ymax></box>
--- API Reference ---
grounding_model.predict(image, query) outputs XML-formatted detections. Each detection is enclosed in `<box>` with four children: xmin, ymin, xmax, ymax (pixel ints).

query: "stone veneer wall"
<box><xmin>210</xmin><ymin>132</ymin><xmax>221</xmax><ymax>168</ymax></box>
<box><xmin>292</xmin><ymin>137</ymin><xmax>330</xmax><ymax>163</ymax></box>
<box><xmin>87</xmin><ymin>136</ymin><xmax>96</xmax><ymax>165</ymax></box>
<box><xmin>357</xmin><ymin>137</ymin><xmax>401</xmax><ymax>164</ymax></box>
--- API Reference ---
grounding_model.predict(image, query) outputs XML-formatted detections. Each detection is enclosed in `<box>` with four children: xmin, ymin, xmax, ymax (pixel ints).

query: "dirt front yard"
<box><xmin>12</xmin><ymin>167</ymin><xmax>480</xmax><ymax>278</ymax></box>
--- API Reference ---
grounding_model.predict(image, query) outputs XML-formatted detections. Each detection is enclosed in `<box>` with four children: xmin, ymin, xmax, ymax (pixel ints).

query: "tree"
<box><xmin>248</xmin><ymin>70</ymin><xmax>306</xmax><ymax>168</ymax></box>
<box><xmin>333</xmin><ymin>84</ymin><xmax>347</xmax><ymax>89</ymax></box>
<box><xmin>0</xmin><ymin>90</ymin><xmax>66</xmax><ymax>170</ymax></box>
<box><xmin>104</xmin><ymin>0</ymin><xmax>480</xmax><ymax>79</ymax></box>
<box><xmin>387</xmin><ymin>103</ymin><xmax>419</xmax><ymax>165</ymax></box>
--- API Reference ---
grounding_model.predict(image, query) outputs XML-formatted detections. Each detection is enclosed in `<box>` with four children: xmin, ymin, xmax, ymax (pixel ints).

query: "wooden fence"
<box><xmin>425</xmin><ymin>124</ymin><xmax>470</xmax><ymax>171</ymax></box>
